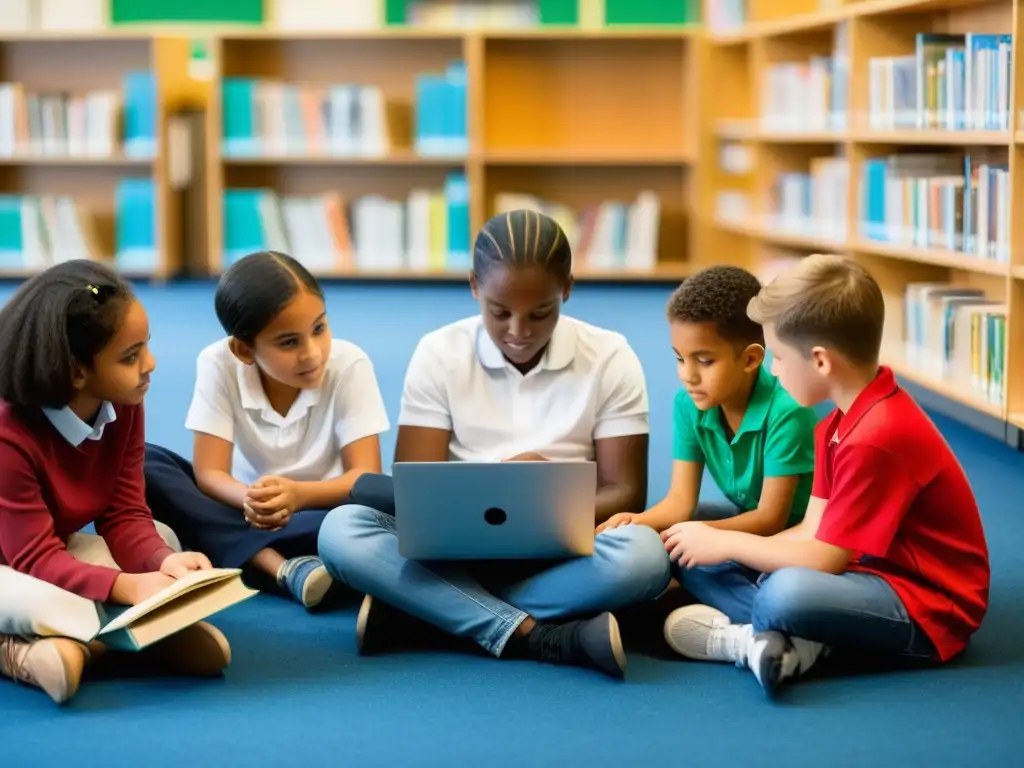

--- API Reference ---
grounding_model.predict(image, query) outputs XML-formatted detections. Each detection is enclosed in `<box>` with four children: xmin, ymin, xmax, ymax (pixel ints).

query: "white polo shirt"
<box><xmin>398</xmin><ymin>315</ymin><xmax>649</xmax><ymax>461</ymax></box>
<box><xmin>185</xmin><ymin>338</ymin><xmax>390</xmax><ymax>486</ymax></box>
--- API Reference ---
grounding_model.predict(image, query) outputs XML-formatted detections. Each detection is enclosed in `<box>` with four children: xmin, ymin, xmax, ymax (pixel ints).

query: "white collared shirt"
<box><xmin>185</xmin><ymin>338</ymin><xmax>390</xmax><ymax>486</ymax></box>
<box><xmin>398</xmin><ymin>315</ymin><xmax>649</xmax><ymax>462</ymax></box>
<box><xmin>42</xmin><ymin>401</ymin><xmax>117</xmax><ymax>447</ymax></box>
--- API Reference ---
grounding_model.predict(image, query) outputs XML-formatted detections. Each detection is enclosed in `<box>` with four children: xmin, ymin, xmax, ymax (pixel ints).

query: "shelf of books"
<box><xmin>701</xmin><ymin>0</ymin><xmax>1024</xmax><ymax>437</ymax></box>
<box><xmin>0</xmin><ymin>31</ymin><xmax>192</xmax><ymax>280</ymax></box>
<box><xmin>200</xmin><ymin>0</ymin><xmax>699</xmax><ymax>282</ymax></box>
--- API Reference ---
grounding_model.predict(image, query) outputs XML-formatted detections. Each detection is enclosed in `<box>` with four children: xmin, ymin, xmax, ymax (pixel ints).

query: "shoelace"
<box><xmin>1</xmin><ymin>636</ymin><xmax>29</xmax><ymax>685</ymax></box>
<box><xmin>278</xmin><ymin>556</ymin><xmax>320</xmax><ymax>585</ymax></box>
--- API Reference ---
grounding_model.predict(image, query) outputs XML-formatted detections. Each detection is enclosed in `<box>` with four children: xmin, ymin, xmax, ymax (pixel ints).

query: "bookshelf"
<box><xmin>699</xmin><ymin>0</ymin><xmax>1024</xmax><ymax>443</ymax></box>
<box><xmin>202</xmin><ymin>22</ymin><xmax>699</xmax><ymax>282</ymax></box>
<box><xmin>0</xmin><ymin>31</ymin><xmax>192</xmax><ymax>279</ymax></box>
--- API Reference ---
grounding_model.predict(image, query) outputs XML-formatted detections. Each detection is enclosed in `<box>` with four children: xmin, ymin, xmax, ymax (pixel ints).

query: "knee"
<box><xmin>596</xmin><ymin>524</ymin><xmax>671</xmax><ymax>597</ymax></box>
<box><xmin>753</xmin><ymin>567</ymin><xmax>822</xmax><ymax>624</ymax></box>
<box><xmin>153</xmin><ymin>521</ymin><xmax>182</xmax><ymax>552</ymax></box>
<box><xmin>317</xmin><ymin>504</ymin><xmax>390</xmax><ymax>578</ymax></box>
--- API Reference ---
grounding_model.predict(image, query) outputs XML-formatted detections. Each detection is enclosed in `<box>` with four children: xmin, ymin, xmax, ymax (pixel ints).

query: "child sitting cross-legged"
<box><xmin>598</xmin><ymin>265</ymin><xmax>817</xmax><ymax>540</ymax></box>
<box><xmin>660</xmin><ymin>254</ymin><xmax>990</xmax><ymax>698</ymax></box>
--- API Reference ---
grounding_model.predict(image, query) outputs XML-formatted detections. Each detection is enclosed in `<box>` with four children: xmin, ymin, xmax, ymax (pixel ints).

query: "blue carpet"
<box><xmin>2</xmin><ymin>281</ymin><xmax>1021</xmax><ymax>766</ymax></box>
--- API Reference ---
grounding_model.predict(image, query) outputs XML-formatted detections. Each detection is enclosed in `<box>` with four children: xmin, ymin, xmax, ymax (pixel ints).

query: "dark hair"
<box><xmin>214</xmin><ymin>251</ymin><xmax>324</xmax><ymax>344</ymax></box>
<box><xmin>0</xmin><ymin>260</ymin><xmax>134</xmax><ymax>408</ymax></box>
<box><xmin>667</xmin><ymin>265</ymin><xmax>765</xmax><ymax>347</ymax></box>
<box><xmin>472</xmin><ymin>210</ymin><xmax>572</xmax><ymax>284</ymax></box>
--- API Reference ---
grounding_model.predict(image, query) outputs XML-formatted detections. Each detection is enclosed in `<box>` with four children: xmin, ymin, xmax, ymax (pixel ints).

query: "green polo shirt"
<box><xmin>673</xmin><ymin>365</ymin><xmax>817</xmax><ymax>527</ymax></box>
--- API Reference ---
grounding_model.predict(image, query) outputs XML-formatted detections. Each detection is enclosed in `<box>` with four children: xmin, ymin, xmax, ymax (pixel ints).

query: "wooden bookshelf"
<box><xmin>199</xmin><ymin>25</ymin><xmax>696</xmax><ymax>282</ymax></box>
<box><xmin>700</xmin><ymin>0</ymin><xmax>1021</xmax><ymax>437</ymax></box>
<box><xmin>0</xmin><ymin>33</ymin><xmax>191</xmax><ymax>280</ymax></box>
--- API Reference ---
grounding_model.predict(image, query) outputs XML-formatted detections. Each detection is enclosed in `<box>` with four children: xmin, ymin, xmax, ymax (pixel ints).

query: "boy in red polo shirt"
<box><xmin>660</xmin><ymin>254</ymin><xmax>990</xmax><ymax>698</ymax></box>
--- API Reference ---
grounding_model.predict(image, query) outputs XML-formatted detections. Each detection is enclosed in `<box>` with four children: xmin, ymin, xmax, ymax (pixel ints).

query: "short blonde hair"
<box><xmin>746</xmin><ymin>254</ymin><xmax>884</xmax><ymax>365</ymax></box>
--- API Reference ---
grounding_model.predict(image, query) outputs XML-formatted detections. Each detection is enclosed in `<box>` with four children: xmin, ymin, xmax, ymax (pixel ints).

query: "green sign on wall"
<box><xmin>111</xmin><ymin>0</ymin><xmax>264</xmax><ymax>24</ymax></box>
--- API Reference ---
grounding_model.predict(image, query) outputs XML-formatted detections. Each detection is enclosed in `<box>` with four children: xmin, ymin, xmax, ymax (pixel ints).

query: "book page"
<box><xmin>100</xmin><ymin>568</ymin><xmax>242</xmax><ymax>632</ymax></box>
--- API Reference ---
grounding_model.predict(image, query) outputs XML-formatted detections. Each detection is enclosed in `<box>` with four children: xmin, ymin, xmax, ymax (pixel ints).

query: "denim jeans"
<box><xmin>319</xmin><ymin>503</ymin><xmax>671</xmax><ymax>657</ymax></box>
<box><xmin>677</xmin><ymin>562</ymin><xmax>936</xmax><ymax>658</ymax></box>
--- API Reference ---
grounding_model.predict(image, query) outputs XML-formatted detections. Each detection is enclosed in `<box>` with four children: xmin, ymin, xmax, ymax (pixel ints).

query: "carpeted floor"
<box><xmin>2</xmin><ymin>281</ymin><xmax>1021</xmax><ymax>766</ymax></box>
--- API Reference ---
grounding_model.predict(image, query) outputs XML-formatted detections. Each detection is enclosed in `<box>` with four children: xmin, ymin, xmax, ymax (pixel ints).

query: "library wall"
<box><xmin>1</xmin><ymin>0</ymin><xmax>1023</xmax><ymax>444</ymax></box>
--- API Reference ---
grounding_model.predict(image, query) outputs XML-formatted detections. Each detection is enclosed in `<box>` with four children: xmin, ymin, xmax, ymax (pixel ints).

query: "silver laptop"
<box><xmin>393</xmin><ymin>461</ymin><xmax>597</xmax><ymax>560</ymax></box>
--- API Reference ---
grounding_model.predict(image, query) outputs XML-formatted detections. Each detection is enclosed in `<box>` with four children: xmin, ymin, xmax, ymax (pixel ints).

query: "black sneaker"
<box><xmin>526</xmin><ymin>612</ymin><xmax>627</xmax><ymax>679</ymax></box>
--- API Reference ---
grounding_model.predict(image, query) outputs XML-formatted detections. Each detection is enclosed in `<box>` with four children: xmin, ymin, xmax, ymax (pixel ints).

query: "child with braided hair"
<box><xmin>318</xmin><ymin>210</ymin><xmax>670</xmax><ymax>679</ymax></box>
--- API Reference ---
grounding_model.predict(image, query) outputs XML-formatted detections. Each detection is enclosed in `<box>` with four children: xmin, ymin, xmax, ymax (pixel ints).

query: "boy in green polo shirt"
<box><xmin>598</xmin><ymin>265</ymin><xmax>816</xmax><ymax>538</ymax></box>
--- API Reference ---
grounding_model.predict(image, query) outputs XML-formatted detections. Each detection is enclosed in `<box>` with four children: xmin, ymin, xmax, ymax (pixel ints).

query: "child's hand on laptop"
<box><xmin>502</xmin><ymin>451</ymin><xmax>548</xmax><ymax>462</ymax></box>
<box><xmin>596</xmin><ymin>512</ymin><xmax>638</xmax><ymax>534</ymax></box>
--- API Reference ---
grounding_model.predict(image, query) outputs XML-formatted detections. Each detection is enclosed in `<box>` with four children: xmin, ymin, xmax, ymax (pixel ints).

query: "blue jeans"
<box><xmin>320</xmin><ymin>504</ymin><xmax>671</xmax><ymax>657</ymax></box>
<box><xmin>678</xmin><ymin>562</ymin><xmax>936</xmax><ymax>658</ymax></box>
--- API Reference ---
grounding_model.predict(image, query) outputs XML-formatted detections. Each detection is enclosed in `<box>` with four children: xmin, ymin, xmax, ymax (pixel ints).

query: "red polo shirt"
<box><xmin>0</xmin><ymin>401</ymin><xmax>175</xmax><ymax>602</ymax></box>
<box><xmin>814</xmin><ymin>367</ymin><xmax>990</xmax><ymax>662</ymax></box>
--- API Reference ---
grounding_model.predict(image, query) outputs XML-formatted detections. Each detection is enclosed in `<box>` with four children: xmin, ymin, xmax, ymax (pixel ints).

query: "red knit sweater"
<box><xmin>0</xmin><ymin>401</ymin><xmax>175</xmax><ymax>602</ymax></box>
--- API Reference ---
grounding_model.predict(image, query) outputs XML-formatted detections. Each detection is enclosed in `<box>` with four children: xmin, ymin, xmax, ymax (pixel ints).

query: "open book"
<box><xmin>94</xmin><ymin>568</ymin><xmax>258</xmax><ymax>652</ymax></box>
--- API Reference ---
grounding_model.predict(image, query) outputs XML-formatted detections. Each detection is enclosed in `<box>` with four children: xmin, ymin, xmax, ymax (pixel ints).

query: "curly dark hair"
<box><xmin>666</xmin><ymin>265</ymin><xmax>764</xmax><ymax>347</ymax></box>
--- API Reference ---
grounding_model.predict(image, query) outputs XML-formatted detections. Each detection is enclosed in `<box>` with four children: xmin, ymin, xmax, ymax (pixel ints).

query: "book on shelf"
<box><xmin>115</xmin><ymin>178</ymin><xmax>157</xmax><ymax>272</ymax></box>
<box><xmin>901</xmin><ymin>282</ymin><xmax>1006</xmax><ymax>407</ymax></box>
<box><xmin>0</xmin><ymin>194</ymin><xmax>103</xmax><ymax>271</ymax></box>
<box><xmin>760</xmin><ymin>22</ymin><xmax>848</xmax><ymax>131</ymax></box>
<box><xmin>405</xmin><ymin>0</ymin><xmax>539</xmax><ymax>28</ymax></box>
<box><xmin>0</xmin><ymin>0</ymin><xmax>105</xmax><ymax>32</ymax></box>
<box><xmin>867</xmin><ymin>33</ymin><xmax>1013</xmax><ymax>131</ymax></box>
<box><xmin>0</xmin><ymin>72</ymin><xmax>155</xmax><ymax>159</ymax></box>
<box><xmin>1</xmin><ymin>179</ymin><xmax>157</xmax><ymax>274</ymax></box>
<box><xmin>223</xmin><ymin>172</ymin><xmax>470</xmax><ymax>274</ymax></box>
<box><xmin>704</xmin><ymin>0</ymin><xmax>746</xmax><ymax>34</ymax></box>
<box><xmin>92</xmin><ymin>568</ymin><xmax>258</xmax><ymax>653</ymax></box>
<box><xmin>415</xmin><ymin>61</ymin><xmax>468</xmax><ymax>157</ymax></box>
<box><xmin>860</xmin><ymin>152</ymin><xmax>1009</xmax><ymax>261</ymax></box>
<box><xmin>767</xmin><ymin>157</ymin><xmax>849</xmax><ymax>242</ymax></box>
<box><xmin>221</xmin><ymin>63</ymin><xmax>467</xmax><ymax>159</ymax></box>
<box><xmin>274</xmin><ymin>0</ymin><xmax>379</xmax><ymax>30</ymax></box>
<box><xmin>493</xmin><ymin>191</ymin><xmax>661</xmax><ymax>272</ymax></box>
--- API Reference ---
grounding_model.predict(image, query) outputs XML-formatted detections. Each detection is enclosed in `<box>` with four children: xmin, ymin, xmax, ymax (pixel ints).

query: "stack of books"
<box><xmin>493</xmin><ymin>191</ymin><xmax>661</xmax><ymax>272</ymax></box>
<box><xmin>866</xmin><ymin>33</ymin><xmax>1014</xmax><ymax>131</ymax></box>
<box><xmin>222</xmin><ymin>172</ymin><xmax>470</xmax><ymax>274</ymax></box>
<box><xmin>902</xmin><ymin>282</ymin><xmax>1006</xmax><ymax>406</ymax></box>
<box><xmin>860</xmin><ymin>152</ymin><xmax>1010</xmax><ymax>261</ymax></box>
<box><xmin>0</xmin><ymin>72</ymin><xmax>156</xmax><ymax>159</ymax></box>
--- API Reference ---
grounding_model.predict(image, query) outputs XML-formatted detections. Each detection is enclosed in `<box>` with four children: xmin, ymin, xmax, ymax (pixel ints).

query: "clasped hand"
<box><xmin>661</xmin><ymin>521</ymin><xmax>731</xmax><ymax>568</ymax></box>
<box><xmin>244</xmin><ymin>475</ymin><xmax>303</xmax><ymax>531</ymax></box>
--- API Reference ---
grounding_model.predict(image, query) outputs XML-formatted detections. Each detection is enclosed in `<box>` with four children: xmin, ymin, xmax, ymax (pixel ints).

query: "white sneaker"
<box><xmin>663</xmin><ymin>604</ymin><xmax>753</xmax><ymax>666</ymax></box>
<box><xmin>748</xmin><ymin>631</ymin><xmax>825</xmax><ymax>698</ymax></box>
<box><xmin>0</xmin><ymin>635</ymin><xmax>86</xmax><ymax>705</ymax></box>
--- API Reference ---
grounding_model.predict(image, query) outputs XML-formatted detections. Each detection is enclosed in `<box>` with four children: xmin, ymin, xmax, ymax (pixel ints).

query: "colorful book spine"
<box><xmin>414</xmin><ymin>61</ymin><xmax>469</xmax><ymax>157</ymax></box>
<box><xmin>767</xmin><ymin>158</ymin><xmax>848</xmax><ymax>241</ymax></box>
<box><xmin>491</xmin><ymin>191</ymin><xmax>661</xmax><ymax>271</ymax></box>
<box><xmin>902</xmin><ymin>282</ymin><xmax>1006</xmax><ymax>406</ymax></box>
<box><xmin>222</xmin><ymin>173</ymin><xmax>472</xmax><ymax>273</ymax></box>
<box><xmin>859</xmin><ymin>152</ymin><xmax>1009</xmax><ymax>260</ymax></box>
<box><xmin>868</xmin><ymin>33</ymin><xmax>1012</xmax><ymax>131</ymax></box>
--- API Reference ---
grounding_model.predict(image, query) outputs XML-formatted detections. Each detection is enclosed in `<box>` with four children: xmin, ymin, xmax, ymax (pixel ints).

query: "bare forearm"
<box><xmin>297</xmin><ymin>469</ymin><xmax>369</xmax><ymax>511</ymax></box>
<box><xmin>716</xmin><ymin>530</ymin><xmax>848</xmax><ymax>574</ymax></box>
<box><xmin>595</xmin><ymin>484</ymin><xmax>644</xmax><ymax>524</ymax></box>
<box><xmin>634</xmin><ymin>495</ymin><xmax>694</xmax><ymax>532</ymax></box>
<box><xmin>703</xmin><ymin>508</ymin><xmax>788</xmax><ymax>536</ymax></box>
<box><xmin>195</xmin><ymin>470</ymin><xmax>248</xmax><ymax>510</ymax></box>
